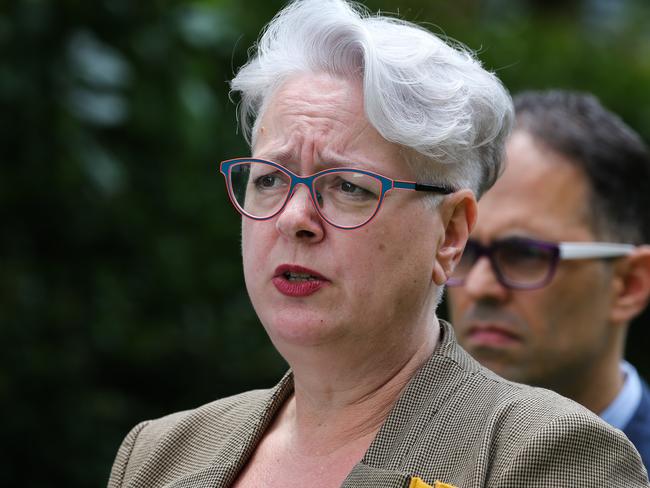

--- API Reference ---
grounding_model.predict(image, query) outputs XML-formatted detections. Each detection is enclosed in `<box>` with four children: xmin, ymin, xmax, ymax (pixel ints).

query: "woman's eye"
<box><xmin>341</xmin><ymin>181</ymin><xmax>362</xmax><ymax>193</ymax></box>
<box><xmin>254</xmin><ymin>172</ymin><xmax>285</xmax><ymax>189</ymax></box>
<box><xmin>316</xmin><ymin>173</ymin><xmax>379</xmax><ymax>202</ymax></box>
<box><xmin>259</xmin><ymin>175</ymin><xmax>276</xmax><ymax>187</ymax></box>
<box><xmin>338</xmin><ymin>179</ymin><xmax>374</xmax><ymax>198</ymax></box>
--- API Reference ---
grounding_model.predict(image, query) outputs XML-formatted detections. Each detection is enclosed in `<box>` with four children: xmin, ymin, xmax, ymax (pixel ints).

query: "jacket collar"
<box><xmin>171</xmin><ymin>320</ymin><xmax>479</xmax><ymax>488</ymax></box>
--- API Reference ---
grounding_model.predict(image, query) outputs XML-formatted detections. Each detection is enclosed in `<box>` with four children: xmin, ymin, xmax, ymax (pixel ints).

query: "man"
<box><xmin>447</xmin><ymin>89</ymin><xmax>650</xmax><ymax>468</ymax></box>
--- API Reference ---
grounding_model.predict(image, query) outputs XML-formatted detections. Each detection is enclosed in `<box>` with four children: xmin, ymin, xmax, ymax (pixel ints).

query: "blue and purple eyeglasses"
<box><xmin>447</xmin><ymin>236</ymin><xmax>635</xmax><ymax>290</ymax></box>
<box><xmin>220</xmin><ymin>158</ymin><xmax>454</xmax><ymax>229</ymax></box>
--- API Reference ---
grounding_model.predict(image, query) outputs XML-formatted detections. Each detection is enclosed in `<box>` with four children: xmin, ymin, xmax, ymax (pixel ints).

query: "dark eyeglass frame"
<box><xmin>447</xmin><ymin>236</ymin><xmax>636</xmax><ymax>290</ymax></box>
<box><xmin>219</xmin><ymin>158</ymin><xmax>455</xmax><ymax>230</ymax></box>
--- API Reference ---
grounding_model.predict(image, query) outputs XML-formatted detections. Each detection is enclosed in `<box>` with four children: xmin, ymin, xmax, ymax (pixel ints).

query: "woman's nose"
<box><xmin>463</xmin><ymin>256</ymin><xmax>509</xmax><ymax>302</ymax></box>
<box><xmin>275</xmin><ymin>185</ymin><xmax>325</xmax><ymax>242</ymax></box>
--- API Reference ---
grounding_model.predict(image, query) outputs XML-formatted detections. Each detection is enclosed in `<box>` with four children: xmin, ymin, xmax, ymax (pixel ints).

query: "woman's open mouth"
<box><xmin>272</xmin><ymin>265</ymin><xmax>329</xmax><ymax>297</ymax></box>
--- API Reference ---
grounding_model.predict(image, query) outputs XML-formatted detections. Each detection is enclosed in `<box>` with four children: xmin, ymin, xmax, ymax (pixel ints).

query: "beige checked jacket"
<box><xmin>108</xmin><ymin>322</ymin><xmax>650</xmax><ymax>487</ymax></box>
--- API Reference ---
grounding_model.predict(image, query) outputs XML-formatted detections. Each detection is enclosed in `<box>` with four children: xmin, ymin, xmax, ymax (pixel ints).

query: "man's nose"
<box><xmin>463</xmin><ymin>256</ymin><xmax>509</xmax><ymax>301</ymax></box>
<box><xmin>275</xmin><ymin>184</ymin><xmax>325</xmax><ymax>242</ymax></box>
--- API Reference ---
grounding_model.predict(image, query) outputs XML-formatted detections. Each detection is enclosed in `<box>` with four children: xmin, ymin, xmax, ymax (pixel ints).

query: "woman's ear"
<box><xmin>609</xmin><ymin>245</ymin><xmax>650</xmax><ymax>325</ymax></box>
<box><xmin>432</xmin><ymin>190</ymin><xmax>477</xmax><ymax>285</ymax></box>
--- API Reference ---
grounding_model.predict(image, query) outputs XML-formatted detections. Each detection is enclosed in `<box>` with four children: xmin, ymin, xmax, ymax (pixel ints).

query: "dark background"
<box><xmin>2</xmin><ymin>0</ymin><xmax>649</xmax><ymax>486</ymax></box>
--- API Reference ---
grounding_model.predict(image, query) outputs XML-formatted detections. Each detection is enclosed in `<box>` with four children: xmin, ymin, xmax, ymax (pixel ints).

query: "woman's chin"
<box><xmin>261</xmin><ymin>311</ymin><xmax>346</xmax><ymax>350</ymax></box>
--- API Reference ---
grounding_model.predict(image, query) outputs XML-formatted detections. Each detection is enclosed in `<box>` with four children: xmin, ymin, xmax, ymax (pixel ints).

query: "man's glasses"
<box><xmin>220</xmin><ymin>158</ymin><xmax>454</xmax><ymax>229</ymax></box>
<box><xmin>447</xmin><ymin>236</ymin><xmax>636</xmax><ymax>290</ymax></box>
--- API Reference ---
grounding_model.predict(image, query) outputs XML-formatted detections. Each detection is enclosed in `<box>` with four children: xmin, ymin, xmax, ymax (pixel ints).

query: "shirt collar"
<box><xmin>600</xmin><ymin>361</ymin><xmax>643</xmax><ymax>430</ymax></box>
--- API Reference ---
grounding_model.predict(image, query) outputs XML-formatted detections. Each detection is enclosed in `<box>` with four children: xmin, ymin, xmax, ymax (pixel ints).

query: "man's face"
<box><xmin>447</xmin><ymin>131</ymin><xmax>619</xmax><ymax>393</ymax></box>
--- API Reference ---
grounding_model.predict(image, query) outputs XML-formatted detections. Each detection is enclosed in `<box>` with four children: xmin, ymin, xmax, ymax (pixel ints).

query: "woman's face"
<box><xmin>242</xmin><ymin>73</ymin><xmax>445</xmax><ymax>358</ymax></box>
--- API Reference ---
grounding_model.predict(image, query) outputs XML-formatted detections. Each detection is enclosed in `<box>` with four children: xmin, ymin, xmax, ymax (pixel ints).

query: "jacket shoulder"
<box><xmin>488</xmin><ymin>400</ymin><xmax>649</xmax><ymax>486</ymax></box>
<box><xmin>107</xmin><ymin>388</ymin><xmax>276</xmax><ymax>488</ymax></box>
<box><xmin>388</xmin><ymin>331</ymin><xmax>649</xmax><ymax>487</ymax></box>
<box><xmin>452</xmin><ymin>368</ymin><xmax>649</xmax><ymax>486</ymax></box>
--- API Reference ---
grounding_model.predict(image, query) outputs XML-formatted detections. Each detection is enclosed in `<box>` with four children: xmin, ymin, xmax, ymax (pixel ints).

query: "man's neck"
<box><xmin>557</xmin><ymin>354</ymin><xmax>625</xmax><ymax>415</ymax></box>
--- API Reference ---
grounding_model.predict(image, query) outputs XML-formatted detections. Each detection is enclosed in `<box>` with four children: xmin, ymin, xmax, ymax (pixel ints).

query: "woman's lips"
<box><xmin>272</xmin><ymin>265</ymin><xmax>329</xmax><ymax>297</ymax></box>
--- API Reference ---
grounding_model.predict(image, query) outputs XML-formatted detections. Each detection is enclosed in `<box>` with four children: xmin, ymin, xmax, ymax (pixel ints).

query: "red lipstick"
<box><xmin>272</xmin><ymin>265</ymin><xmax>329</xmax><ymax>297</ymax></box>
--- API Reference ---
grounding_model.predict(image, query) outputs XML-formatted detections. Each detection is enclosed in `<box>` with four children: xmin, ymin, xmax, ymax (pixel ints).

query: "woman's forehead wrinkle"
<box><xmin>265</xmin><ymin>95</ymin><xmax>369</xmax><ymax>165</ymax></box>
<box><xmin>274</xmin><ymin>75</ymin><xmax>362</xmax><ymax>120</ymax></box>
<box><xmin>345</xmin><ymin>120</ymin><xmax>378</xmax><ymax>148</ymax></box>
<box><xmin>276</xmin><ymin>98</ymin><xmax>360</xmax><ymax>133</ymax></box>
<box><xmin>257</xmin><ymin>75</ymin><xmax>395</xmax><ymax>170</ymax></box>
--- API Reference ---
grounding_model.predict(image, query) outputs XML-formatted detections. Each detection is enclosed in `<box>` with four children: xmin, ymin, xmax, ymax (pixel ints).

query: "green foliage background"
<box><xmin>1</xmin><ymin>0</ymin><xmax>649</xmax><ymax>486</ymax></box>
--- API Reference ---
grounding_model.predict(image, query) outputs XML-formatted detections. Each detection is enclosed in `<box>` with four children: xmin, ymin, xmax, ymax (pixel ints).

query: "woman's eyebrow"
<box><xmin>254</xmin><ymin>150</ymin><xmax>294</xmax><ymax>165</ymax></box>
<box><xmin>255</xmin><ymin>151</ymin><xmax>373</xmax><ymax>172</ymax></box>
<box><xmin>316</xmin><ymin>155</ymin><xmax>376</xmax><ymax>170</ymax></box>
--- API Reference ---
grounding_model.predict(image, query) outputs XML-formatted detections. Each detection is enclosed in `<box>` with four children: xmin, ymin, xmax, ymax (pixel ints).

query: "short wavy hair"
<box><xmin>514</xmin><ymin>90</ymin><xmax>650</xmax><ymax>245</ymax></box>
<box><xmin>231</xmin><ymin>0</ymin><xmax>513</xmax><ymax>198</ymax></box>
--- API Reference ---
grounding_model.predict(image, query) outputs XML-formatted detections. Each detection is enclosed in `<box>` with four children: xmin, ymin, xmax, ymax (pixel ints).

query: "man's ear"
<box><xmin>432</xmin><ymin>190</ymin><xmax>477</xmax><ymax>286</ymax></box>
<box><xmin>609</xmin><ymin>245</ymin><xmax>650</xmax><ymax>325</ymax></box>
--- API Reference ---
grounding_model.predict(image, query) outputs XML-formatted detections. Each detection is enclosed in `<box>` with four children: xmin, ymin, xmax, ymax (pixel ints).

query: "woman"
<box><xmin>108</xmin><ymin>1</ymin><xmax>649</xmax><ymax>487</ymax></box>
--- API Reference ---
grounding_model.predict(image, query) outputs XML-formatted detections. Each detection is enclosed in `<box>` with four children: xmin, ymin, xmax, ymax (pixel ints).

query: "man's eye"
<box><xmin>500</xmin><ymin>243</ymin><xmax>549</xmax><ymax>264</ymax></box>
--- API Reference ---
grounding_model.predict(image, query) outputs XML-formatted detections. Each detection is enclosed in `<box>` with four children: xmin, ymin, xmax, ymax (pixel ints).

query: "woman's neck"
<box><xmin>280</xmin><ymin>319</ymin><xmax>440</xmax><ymax>454</ymax></box>
<box><xmin>231</xmin><ymin>320</ymin><xmax>441</xmax><ymax>488</ymax></box>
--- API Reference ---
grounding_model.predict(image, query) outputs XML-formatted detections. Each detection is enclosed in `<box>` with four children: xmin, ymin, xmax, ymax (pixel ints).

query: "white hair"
<box><xmin>230</xmin><ymin>0</ymin><xmax>513</xmax><ymax>197</ymax></box>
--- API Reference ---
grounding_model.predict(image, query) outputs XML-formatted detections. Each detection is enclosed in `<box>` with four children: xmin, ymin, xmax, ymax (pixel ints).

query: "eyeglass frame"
<box><xmin>446</xmin><ymin>236</ymin><xmax>636</xmax><ymax>290</ymax></box>
<box><xmin>219</xmin><ymin>158</ymin><xmax>455</xmax><ymax>230</ymax></box>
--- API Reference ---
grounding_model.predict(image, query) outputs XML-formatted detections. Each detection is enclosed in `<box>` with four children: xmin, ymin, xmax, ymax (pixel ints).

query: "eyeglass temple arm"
<box><xmin>392</xmin><ymin>181</ymin><xmax>455</xmax><ymax>195</ymax></box>
<box><xmin>559</xmin><ymin>242</ymin><xmax>636</xmax><ymax>259</ymax></box>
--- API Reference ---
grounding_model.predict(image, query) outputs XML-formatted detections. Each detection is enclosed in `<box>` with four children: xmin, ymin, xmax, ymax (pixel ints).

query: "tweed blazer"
<box><xmin>108</xmin><ymin>321</ymin><xmax>649</xmax><ymax>487</ymax></box>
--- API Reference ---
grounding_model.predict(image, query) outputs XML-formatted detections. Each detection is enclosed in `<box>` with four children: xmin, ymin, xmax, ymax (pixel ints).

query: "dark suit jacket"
<box><xmin>625</xmin><ymin>377</ymin><xmax>650</xmax><ymax>471</ymax></box>
<box><xmin>108</xmin><ymin>322</ymin><xmax>649</xmax><ymax>487</ymax></box>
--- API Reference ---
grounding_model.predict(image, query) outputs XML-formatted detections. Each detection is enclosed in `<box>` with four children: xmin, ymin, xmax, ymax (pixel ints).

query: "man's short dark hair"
<box><xmin>513</xmin><ymin>90</ymin><xmax>650</xmax><ymax>244</ymax></box>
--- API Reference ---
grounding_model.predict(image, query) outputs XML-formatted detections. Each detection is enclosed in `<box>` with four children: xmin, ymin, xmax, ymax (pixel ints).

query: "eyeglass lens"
<box><xmin>452</xmin><ymin>238</ymin><xmax>557</xmax><ymax>288</ymax></box>
<box><xmin>228</xmin><ymin>161</ymin><xmax>383</xmax><ymax>227</ymax></box>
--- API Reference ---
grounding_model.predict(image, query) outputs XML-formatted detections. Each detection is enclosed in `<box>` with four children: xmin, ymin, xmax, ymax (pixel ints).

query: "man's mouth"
<box><xmin>466</xmin><ymin>322</ymin><xmax>521</xmax><ymax>348</ymax></box>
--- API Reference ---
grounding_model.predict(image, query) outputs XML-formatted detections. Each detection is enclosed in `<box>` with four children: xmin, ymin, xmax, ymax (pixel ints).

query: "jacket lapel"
<box><xmin>165</xmin><ymin>372</ymin><xmax>294</xmax><ymax>488</ymax></box>
<box><xmin>344</xmin><ymin>322</ymin><xmax>473</xmax><ymax>486</ymax></box>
